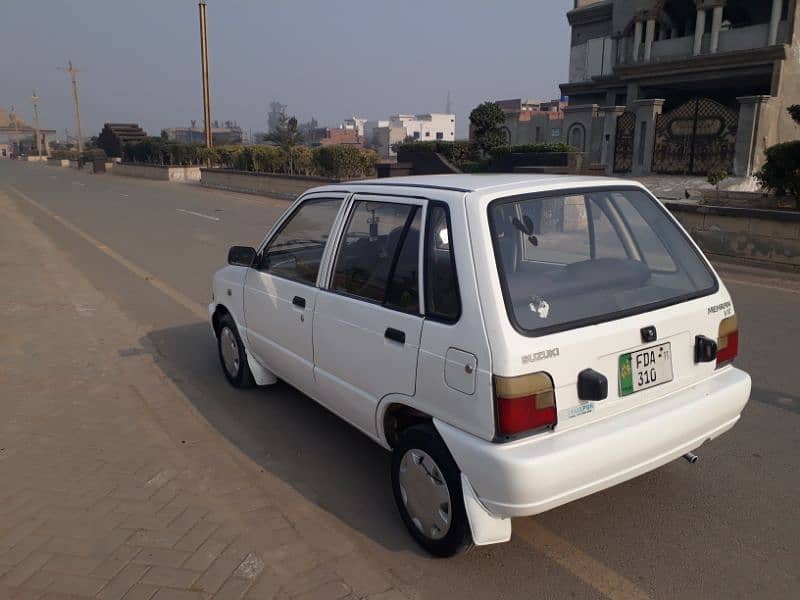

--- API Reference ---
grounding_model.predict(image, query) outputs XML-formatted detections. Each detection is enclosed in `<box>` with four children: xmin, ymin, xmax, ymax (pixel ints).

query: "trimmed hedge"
<box><xmin>50</xmin><ymin>149</ymin><xmax>81</xmax><ymax>161</ymax></box>
<box><xmin>394</xmin><ymin>141</ymin><xmax>480</xmax><ymax>166</ymax></box>
<box><xmin>123</xmin><ymin>140</ymin><xmax>377</xmax><ymax>179</ymax></box>
<box><xmin>313</xmin><ymin>145</ymin><xmax>378</xmax><ymax>179</ymax></box>
<box><xmin>487</xmin><ymin>142</ymin><xmax>578</xmax><ymax>160</ymax></box>
<box><xmin>123</xmin><ymin>138</ymin><xmax>208</xmax><ymax>166</ymax></box>
<box><xmin>394</xmin><ymin>141</ymin><xmax>577</xmax><ymax>172</ymax></box>
<box><xmin>755</xmin><ymin>141</ymin><xmax>800</xmax><ymax>209</ymax></box>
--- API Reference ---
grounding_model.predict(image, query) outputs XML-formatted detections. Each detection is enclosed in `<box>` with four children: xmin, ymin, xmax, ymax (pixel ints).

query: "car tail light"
<box><xmin>716</xmin><ymin>315</ymin><xmax>739</xmax><ymax>367</ymax></box>
<box><xmin>495</xmin><ymin>372</ymin><xmax>557</xmax><ymax>436</ymax></box>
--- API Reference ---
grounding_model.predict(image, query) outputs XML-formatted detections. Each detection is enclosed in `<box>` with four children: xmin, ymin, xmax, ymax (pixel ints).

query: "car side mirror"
<box><xmin>227</xmin><ymin>246</ymin><xmax>256</xmax><ymax>267</ymax></box>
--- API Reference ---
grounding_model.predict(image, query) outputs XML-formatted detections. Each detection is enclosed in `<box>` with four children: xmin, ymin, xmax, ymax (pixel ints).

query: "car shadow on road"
<box><xmin>142</xmin><ymin>321</ymin><xmax>423</xmax><ymax>555</ymax></box>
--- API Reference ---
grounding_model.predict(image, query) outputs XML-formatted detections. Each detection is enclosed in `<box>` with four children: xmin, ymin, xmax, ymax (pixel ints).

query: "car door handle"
<box><xmin>384</xmin><ymin>328</ymin><xmax>406</xmax><ymax>344</ymax></box>
<box><xmin>292</xmin><ymin>296</ymin><xmax>306</xmax><ymax>309</ymax></box>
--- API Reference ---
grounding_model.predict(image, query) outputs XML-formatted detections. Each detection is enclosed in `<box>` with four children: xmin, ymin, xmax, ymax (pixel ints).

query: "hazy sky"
<box><xmin>0</xmin><ymin>1</ymin><xmax>572</xmax><ymax>140</ymax></box>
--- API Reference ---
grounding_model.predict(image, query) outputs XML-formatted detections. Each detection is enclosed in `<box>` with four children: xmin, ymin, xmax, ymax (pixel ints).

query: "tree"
<box><xmin>707</xmin><ymin>168</ymin><xmax>729</xmax><ymax>204</ymax></box>
<box><xmin>469</xmin><ymin>101</ymin><xmax>506</xmax><ymax>154</ymax></box>
<box><xmin>788</xmin><ymin>105</ymin><xmax>800</xmax><ymax>126</ymax></box>
<box><xmin>266</xmin><ymin>111</ymin><xmax>304</xmax><ymax>174</ymax></box>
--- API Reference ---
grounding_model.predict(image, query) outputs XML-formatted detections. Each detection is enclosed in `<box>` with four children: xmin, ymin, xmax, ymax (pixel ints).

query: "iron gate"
<box><xmin>613</xmin><ymin>111</ymin><xmax>636</xmax><ymax>173</ymax></box>
<box><xmin>652</xmin><ymin>98</ymin><xmax>738</xmax><ymax>175</ymax></box>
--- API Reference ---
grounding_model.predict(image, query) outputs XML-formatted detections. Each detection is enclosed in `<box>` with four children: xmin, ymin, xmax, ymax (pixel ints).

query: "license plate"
<box><xmin>619</xmin><ymin>343</ymin><xmax>673</xmax><ymax>397</ymax></box>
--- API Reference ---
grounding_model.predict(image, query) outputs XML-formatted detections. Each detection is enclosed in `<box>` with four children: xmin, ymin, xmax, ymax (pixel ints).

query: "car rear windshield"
<box><xmin>488</xmin><ymin>188</ymin><xmax>717</xmax><ymax>336</ymax></box>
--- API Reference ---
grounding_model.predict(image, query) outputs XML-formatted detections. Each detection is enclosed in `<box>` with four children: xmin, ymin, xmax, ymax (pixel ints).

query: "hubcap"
<box><xmin>220</xmin><ymin>326</ymin><xmax>240</xmax><ymax>377</ymax></box>
<box><xmin>398</xmin><ymin>449</ymin><xmax>452</xmax><ymax>540</ymax></box>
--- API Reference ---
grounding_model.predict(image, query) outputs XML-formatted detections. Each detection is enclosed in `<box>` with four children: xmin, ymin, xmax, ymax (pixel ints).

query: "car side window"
<box><xmin>385</xmin><ymin>210</ymin><xmax>421</xmax><ymax>313</ymax></box>
<box><xmin>260</xmin><ymin>198</ymin><xmax>343</xmax><ymax>285</ymax></box>
<box><xmin>332</xmin><ymin>200</ymin><xmax>421</xmax><ymax>312</ymax></box>
<box><xmin>425</xmin><ymin>204</ymin><xmax>461</xmax><ymax>321</ymax></box>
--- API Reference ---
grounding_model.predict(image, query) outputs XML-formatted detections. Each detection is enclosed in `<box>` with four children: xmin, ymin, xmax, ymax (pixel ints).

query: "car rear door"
<box><xmin>242</xmin><ymin>194</ymin><xmax>346</xmax><ymax>397</ymax></box>
<box><xmin>313</xmin><ymin>194</ymin><xmax>425</xmax><ymax>436</ymax></box>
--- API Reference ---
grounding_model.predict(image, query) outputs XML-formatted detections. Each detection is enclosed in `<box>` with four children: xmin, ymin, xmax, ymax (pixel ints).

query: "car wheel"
<box><xmin>391</xmin><ymin>423</ymin><xmax>473</xmax><ymax>557</ymax></box>
<box><xmin>217</xmin><ymin>314</ymin><xmax>254</xmax><ymax>388</ymax></box>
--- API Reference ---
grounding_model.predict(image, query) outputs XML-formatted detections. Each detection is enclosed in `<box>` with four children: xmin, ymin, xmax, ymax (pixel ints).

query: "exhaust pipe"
<box><xmin>683</xmin><ymin>452</ymin><xmax>699</xmax><ymax>464</ymax></box>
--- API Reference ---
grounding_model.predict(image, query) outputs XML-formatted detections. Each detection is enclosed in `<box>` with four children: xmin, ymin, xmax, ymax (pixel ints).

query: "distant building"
<box><xmin>364</xmin><ymin>113</ymin><xmax>456</xmax><ymax>158</ymax></box>
<box><xmin>558</xmin><ymin>0</ymin><xmax>799</xmax><ymax>177</ymax></box>
<box><xmin>496</xmin><ymin>98</ymin><xmax>566</xmax><ymax>120</ymax></box>
<box><xmin>162</xmin><ymin>121</ymin><xmax>243</xmax><ymax>146</ymax></box>
<box><xmin>480</xmin><ymin>99</ymin><xmax>568</xmax><ymax>146</ymax></box>
<box><xmin>319</xmin><ymin>128</ymin><xmax>362</xmax><ymax>146</ymax></box>
<box><xmin>96</xmin><ymin>123</ymin><xmax>147</xmax><ymax>158</ymax></box>
<box><xmin>391</xmin><ymin>114</ymin><xmax>456</xmax><ymax>142</ymax></box>
<box><xmin>0</xmin><ymin>106</ymin><xmax>55</xmax><ymax>157</ymax></box>
<box><xmin>303</xmin><ymin>127</ymin><xmax>363</xmax><ymax>147</ymax></box>
<box><xmin>342</xmin><ymin>117</ymin><xmax>368</xmax><ymax>137</ymax></box>
<box><xmin>267</xmin><ymin>101</ymin><xmax>287</xmax><ymax>134</ymax></box>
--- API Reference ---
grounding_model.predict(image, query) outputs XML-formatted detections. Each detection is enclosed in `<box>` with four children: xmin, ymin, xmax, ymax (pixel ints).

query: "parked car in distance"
<box><xmin>209</xmin><ymin>175</ymin><xmax>751</xmax><ymax>557</ymax></box>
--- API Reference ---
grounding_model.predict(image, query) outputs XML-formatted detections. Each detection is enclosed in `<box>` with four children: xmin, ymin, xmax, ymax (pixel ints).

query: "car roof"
<box><xmin>313</xmin><ymin>174</ymin><xmax>645</xmax><ymax>196</ymax></box>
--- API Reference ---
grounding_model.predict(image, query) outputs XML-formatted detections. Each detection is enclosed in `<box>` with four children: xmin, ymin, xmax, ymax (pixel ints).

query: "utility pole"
<box><xmin>31</xmin><ymin>90</ymin><xmax>43</xmax><ymax>158</ymax></box>
<box><xmin>63</xmin><ymin>60</ymin><xmax>84</xmax><ymax>153</ymax></box>
<box><xmin>198</xmin><ymin>1</ymin><xmax>213</xmax><ymax>150</ymax></box>
<box><xmin>446</xmin><ymin>90</ymin><xmax>452</xmax><ymax>115</ymax></box>
<box><xmin>10</xmin><ymin>106</ymin><xmax>20</xmax><ymax>156</ymax></box>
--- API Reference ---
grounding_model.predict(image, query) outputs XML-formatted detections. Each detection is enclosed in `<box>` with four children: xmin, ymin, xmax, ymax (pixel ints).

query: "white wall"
<box><xmin>392</xmin><ymin>113</ymin><xmax>456</xmax><ymax>142</ymax></box>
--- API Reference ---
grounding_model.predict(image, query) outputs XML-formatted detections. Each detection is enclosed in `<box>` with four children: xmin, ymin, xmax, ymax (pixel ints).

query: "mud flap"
<box><xmin>247</xmin><ymin>354</ymin><xmax>277</xmax><ymax>386</ymax></box>
<box><xmin>461</xmin><ymin>473</ymin><xmax>512</xmax><ymax>546</ymax></box>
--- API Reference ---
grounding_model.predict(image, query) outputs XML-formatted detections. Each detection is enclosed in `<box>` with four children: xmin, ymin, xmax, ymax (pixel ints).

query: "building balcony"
<box><xmin>623</xmin><ymin>21</ymin><xmax>790</xmax><ymax>66</ymax></box>
<box><xmin>567</xmin><ymin>20</ymin><xmax>790</xmax><ymax>87</ymax></box>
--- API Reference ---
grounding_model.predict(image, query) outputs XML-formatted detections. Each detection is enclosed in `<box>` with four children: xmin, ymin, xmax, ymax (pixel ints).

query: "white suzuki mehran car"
<box><xmin>210</xmin><ymin>175</ymin><xmax>750</xmax><ymax>556</ymax></box>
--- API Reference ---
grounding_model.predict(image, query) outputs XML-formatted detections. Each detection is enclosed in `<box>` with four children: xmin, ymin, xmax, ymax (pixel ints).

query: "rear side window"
<box><xmin>425</xmin><ymin>204</ymin><xmax>461</xmax><ymax>321</ymax></box>
<box><xmin>488</xmin><ymin>189</ymin><xmax>717</xmax><ymax>335</ymax></box>
<box><xmin>332</xmin><ymin>200</ymin><xmax>421</xmax><ymax>313</ymax></box>
<box><xmin>261</xmin><ymin>198</ymin><xmax>343</xmax><ymax>285</ymax></box>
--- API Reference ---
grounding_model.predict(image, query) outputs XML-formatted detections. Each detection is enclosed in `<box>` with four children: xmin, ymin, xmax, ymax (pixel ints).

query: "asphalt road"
<box><xmin>3</xmin><ymin>160</ymin><xmax>798</xmax><ymax>600</ymax></box>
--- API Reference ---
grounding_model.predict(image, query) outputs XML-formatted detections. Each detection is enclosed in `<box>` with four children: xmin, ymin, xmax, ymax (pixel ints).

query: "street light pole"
<box><xmin>198</xmin><ymin>1</ymin><xmax>213</xmax><ymax>150</ymax></box>
<box><xmin>31</xmin><ymin>90</ymin><xmax>43</xmax><ymax>158</ymax></box>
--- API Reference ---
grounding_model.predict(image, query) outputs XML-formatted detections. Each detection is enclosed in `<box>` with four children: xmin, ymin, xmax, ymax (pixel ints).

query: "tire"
<box><xmin>216</xmin><ymin>314</ymin><xmax>254</xmax><ymax>388</ymax></box>
<box><xmin>391</xmin><ymin>423</ymin><xmax>473</xmax><ymax>557</ymax></box>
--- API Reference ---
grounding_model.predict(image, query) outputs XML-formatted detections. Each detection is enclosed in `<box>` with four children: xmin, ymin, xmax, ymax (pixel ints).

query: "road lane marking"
<box><xmin>176</xmin><ymin>208</ymin><xmax>220</xmax><ymax>221</ymax></box>
<box><xmin>516</xmin><ymin>520</ymin><xmax>652</xmax><ymax>600</ymax></box>
<box><xmin>7</xmin><ymin>186</ymin><xmax>208</xmax><ymax>321</ymax></box>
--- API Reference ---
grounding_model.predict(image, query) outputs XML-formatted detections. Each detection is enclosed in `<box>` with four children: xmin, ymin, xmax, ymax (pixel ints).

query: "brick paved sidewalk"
<box><xmin>0</xmin><ymin>191</ymin><xmax>407</xmax><ymax>600</ymax></box>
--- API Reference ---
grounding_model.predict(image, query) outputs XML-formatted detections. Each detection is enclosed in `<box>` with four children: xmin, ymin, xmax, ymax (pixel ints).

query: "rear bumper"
<box><xmin>435</xmin><ymin>367</ymin><xmax>751</xmax><ymax>518</ymax></box>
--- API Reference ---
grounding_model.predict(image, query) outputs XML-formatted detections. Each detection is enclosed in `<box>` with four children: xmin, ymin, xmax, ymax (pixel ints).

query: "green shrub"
<box><xmin>755</xmin><ymin>141</ymin><xmax>800</xmax><ymax>209</ymax></box>
<box><xmin>122</xmin><ymin>139</ymin><xmax>378</xmax><ymax>179</ymax></box>
<box><xmin>488</xmin><ymin>142</ymin><xmax>578</xmax><ymax>160</ymax></box>
<box><xmin>313</xmin><ymin>145</ymin><xmax>378</xmax><ymax>179</ymax></box>
<box><xmin>49</xmin><ymin>149</ymin><xmax>80</xmax><ymax>161</ymax></box>
<box><xmin>707</xmin><ymin>168</ymin><xmax>728</xmax><ymax>188</ymax></box>
<box><xmin>123</xmin><ymin>138</ymin><xmax>209</xmax><ymax>166</ymax></box>
<box><xmin>394</xmin><ymin>140</ymin><xmax>480</xmax><ymax>169</ymax></box>
<box><xmin>469</xmin><ymin>101</ymin><xmax>506</xmax><ymax>153</ymax></box>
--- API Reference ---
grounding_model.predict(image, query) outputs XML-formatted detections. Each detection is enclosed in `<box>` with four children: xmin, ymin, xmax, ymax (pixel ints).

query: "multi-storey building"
<box><xmin>559</xmin><ymin>0</ymin><xmax>799</xmax><ymax>176</ymax></box>
<box><xmin>364</xmin><ymin>113</ymin><xmax>456</xmax><ymax>158</ymax></box>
